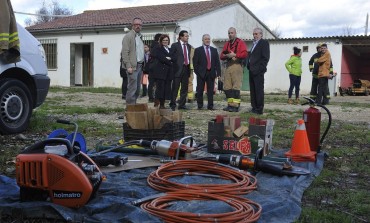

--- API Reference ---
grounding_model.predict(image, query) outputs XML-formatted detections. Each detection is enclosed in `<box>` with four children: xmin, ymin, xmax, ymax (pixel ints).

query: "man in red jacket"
<box><xmin>220</xmin><ymin>27</ymin><xmax>248</xmax><ymax>112</ymax></box>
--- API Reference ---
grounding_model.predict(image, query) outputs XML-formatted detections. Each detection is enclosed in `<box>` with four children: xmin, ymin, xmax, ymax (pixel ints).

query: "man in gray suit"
<box><xmin>121</xmin><ymin>17</ymin><xmax>145</xmax><ymax>105</ymax></box>
<box><xmin>247</xmin><ymin>27</ymin><xmax>270</xmax><ymax>115</ymax></box>
<box><xmin>169</xmin><ymin>30</ymin><xmax>192</xmax><ymax>110</ymax></box>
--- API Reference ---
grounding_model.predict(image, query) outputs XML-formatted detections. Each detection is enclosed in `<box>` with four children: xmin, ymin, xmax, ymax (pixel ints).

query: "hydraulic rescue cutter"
<box><xmin>15</xmin><ymin>122</ymin><xmax>105</xmax><ymax>208</ymax></box>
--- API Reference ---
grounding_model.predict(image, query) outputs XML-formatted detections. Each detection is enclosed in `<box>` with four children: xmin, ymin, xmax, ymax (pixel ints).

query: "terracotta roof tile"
<box><xmin>27</xmin><ymin>0</ymin><xmax>239</xmax><ymax>31</ymax></box>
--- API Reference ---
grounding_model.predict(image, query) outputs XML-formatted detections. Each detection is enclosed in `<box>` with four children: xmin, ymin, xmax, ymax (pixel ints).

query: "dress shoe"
<box><xmin>148</xmin><ymin>98</ymin><xmax>154</xmax><ymax>103</ymax></box>
<box><xmin>207</xmin><ymin>107</ymin><xmax>214</xmax><ymax>111</ymax></box>
<box><xmin>229</xmin><ymin>107</ymin><xmax>239</xmax><ymax>112</ymax></box>
<box><xmin>223</xmin><ymin>106</ymin><xmax>230</xmax><ymax>111</ymax></box>
<box><xmin>170</xmin><ymin>106</ymin><xmax>176</xmax><ymax>111</ymax></box>
<box><xmin>178</xmin><ymin>106</ymin><xmax>188</xmax><ymax>110</ymax></box>
<box><xmin>197</xmin><ymin>107</ymin><xmax>203</xmax><ymax>110</ymax></box>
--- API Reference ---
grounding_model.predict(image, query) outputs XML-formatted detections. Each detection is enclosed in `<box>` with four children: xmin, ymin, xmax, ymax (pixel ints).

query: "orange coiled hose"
<box><xmin>147</xmin><ymin>160</ymin><xmax>257</xmax><ymax>195</ymax></box>
<box><xmin>142</xmin><ymin>160</ymin><xmax>261</xmax><ymax>222</ymax></box>
<box><xmin>141</xmin><ymin>190</ymin><xmax>262</xmax><ymax>223</ymax></box>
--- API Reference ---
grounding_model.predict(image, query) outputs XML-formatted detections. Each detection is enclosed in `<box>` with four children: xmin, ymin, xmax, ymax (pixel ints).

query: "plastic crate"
<box><xmin>123</xmin><ymin>121</ymin><xmax>185</xmax><ymax>141</ymax></box>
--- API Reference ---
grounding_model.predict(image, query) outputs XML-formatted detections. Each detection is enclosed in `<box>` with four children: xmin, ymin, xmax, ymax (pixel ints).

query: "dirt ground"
<box><xmin>48</xmin><ymin>91</ymin><xmax>370</xmax><ymax>123</ymax></box>
<box><xmin>1</xmin><ymin>92</ymin><xmax>369</xmax><ymax>151</ymax></box>
<box><xmin>41</xmin><ymin>92</ymin><xmax>370</xmax><ymax>149</ymax></box>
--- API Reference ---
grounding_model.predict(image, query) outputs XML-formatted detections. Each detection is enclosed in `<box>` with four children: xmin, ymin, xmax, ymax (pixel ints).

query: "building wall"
<box><xmin>177</xmin><ymin>3</ymin><xmax>274</xmax><ymax>49</ymax></box>
<box><xmin>176</xmin><ymin>3</ymin><xmax>273</xmax><ymax>91</ymax></box>
<box><xmin>39</xmin><ymin>30</ymin><xmax>168</xmax><ymax>88</ymax></box>
<box><xmin>37</xmin><ymin>3</ymin><xmax>271</xmax><ymax>89</ymax></box>
<box><xmin>264</xmin><ymin>39</ymin><xmax>342</xmax><ymax>96</ymax></box>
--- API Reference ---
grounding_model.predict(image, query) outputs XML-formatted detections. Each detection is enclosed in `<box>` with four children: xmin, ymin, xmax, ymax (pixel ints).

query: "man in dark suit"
<box><xmin>193</xmin><ymin>34</ymin><xmax>221</xmax><ymax>110</ymax></box>
<box><xmin>169</xmin><ymin>30</ymin><xmax>192</xmax><ymax>110</ymax></box>
<box><xmin>247</xmin><ymin>27</ymin><xmax>270</xmax><ymax>115</ymax></box>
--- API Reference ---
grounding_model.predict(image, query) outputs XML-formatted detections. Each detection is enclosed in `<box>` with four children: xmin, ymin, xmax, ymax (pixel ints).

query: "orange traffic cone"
<box><xmin>285</xmin><ymin>119</ymin><xmax>317</xmax><ymax>162</ymax></box>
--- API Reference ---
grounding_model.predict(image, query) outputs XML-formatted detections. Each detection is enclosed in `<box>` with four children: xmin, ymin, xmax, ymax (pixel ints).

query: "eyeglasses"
<box><xmin>253</xmin><ymin>33</ymin><xmax>260</xmax><ymax>35</ymax></box>
<box><xmin>133</xmin><ymin>24</ymin><xmax>142</xmax><ymax>26</ymax></box>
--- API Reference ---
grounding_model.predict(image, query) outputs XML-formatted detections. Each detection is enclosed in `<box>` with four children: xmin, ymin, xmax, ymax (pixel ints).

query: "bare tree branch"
<box><xmin>25</xmin><ymin>0</ymin><xmax>73</xmax><ymax>26</ymax></box>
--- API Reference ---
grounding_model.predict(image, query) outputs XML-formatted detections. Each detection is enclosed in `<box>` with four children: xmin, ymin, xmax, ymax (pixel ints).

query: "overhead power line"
<box><xmin>14</xmin><ymin>11</ymin><xmax>72</xmax><ymax>17</ymax></box>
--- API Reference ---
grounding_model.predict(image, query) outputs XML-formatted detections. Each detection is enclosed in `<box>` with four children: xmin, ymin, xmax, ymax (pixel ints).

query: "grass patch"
<box><xmin>1</xmin><ymin>88</ymin><xmax>369</xmax><ymax>222</ymax></box>
<box><xmin>49</xmin><ymin>86</ymin><xmax>121</xmax><ymax>94</ymax></box>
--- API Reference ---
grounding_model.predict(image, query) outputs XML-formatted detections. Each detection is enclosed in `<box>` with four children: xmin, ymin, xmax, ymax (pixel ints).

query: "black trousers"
<box><xmin>170</xmin><ymin>65</ymin><xmax>190</xmax><ymax>108</ymax></box>
<box><xmin>121</xmin><ymin>73</ymin><xmax>128</xmax><ymax>99</ymax></box>
<box><xmin>196</xmin><ymin>71</ymin><xmax>215</xmax><ymax>109</ymax></box>
<box><xmin>141</xmin><ymin>84</ymin><xmax>147</xmax><ymax>96</ymax></box>
<box><xmin>317</xmin><ymin>77</ymin><xmax>329</xmax><ymax>104</ymax></box>
<box><xmin>310</xmin><ymin>77</ymin><xmax>319</xmax><ymax>98</ymax></box>
<box><xmin>249</xmin><ymin>72</ymin><xmax>264</xmax><ymax>113</ymax></box>
<box><xmin>288</xmin><ymin>74</ymin><xmax>301</xmax><ymax>98</ymax></box>
<box><xmin>148</xmin><ymin>76</ymin><xmax>155</xmax><ymax>100</ymax></box>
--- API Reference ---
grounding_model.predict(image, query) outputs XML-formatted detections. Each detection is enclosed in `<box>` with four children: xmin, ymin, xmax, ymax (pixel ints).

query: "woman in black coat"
<box><xmin>150</xmin><ymin>34</ymin><xmax>175</xmax><ymax>108</ymax></box>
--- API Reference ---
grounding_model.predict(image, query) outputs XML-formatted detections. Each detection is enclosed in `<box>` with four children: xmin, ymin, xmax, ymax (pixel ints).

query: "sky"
<box><xmin>11</xmin><ymin>0</ymin><xmax>370</xmax><ymax>38</ymax></box>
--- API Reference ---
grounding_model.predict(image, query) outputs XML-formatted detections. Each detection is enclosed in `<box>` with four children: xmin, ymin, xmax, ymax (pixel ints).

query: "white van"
<box><xmin>0</xmin><ymin>24</ymin><xmax>50</xmax><ymax>134</ymax></box>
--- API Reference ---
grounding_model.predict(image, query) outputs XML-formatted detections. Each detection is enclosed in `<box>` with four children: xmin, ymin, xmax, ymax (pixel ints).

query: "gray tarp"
<box><xmin>0</xmin><ymin>152</ymin><xmax>324</xmax><ymax>223</ymax></box>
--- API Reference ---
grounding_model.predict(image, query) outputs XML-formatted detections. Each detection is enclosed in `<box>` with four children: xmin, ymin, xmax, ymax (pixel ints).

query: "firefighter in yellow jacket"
<box><xmin>0</xmin><ymin>0</ymin><xmax>20</xmax><ymax>63</ymax></box>
<box><xmin>316</xmin><ymin>43</ymin><xmax>331</xmax><ymax>105</ymax></box>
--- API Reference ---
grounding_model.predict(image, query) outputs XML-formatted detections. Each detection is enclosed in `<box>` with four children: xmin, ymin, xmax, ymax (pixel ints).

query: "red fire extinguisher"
<box><xmin>302</xmin><ymin>97</ymin><xmax>332</xmax><ymax>153</ymax></box>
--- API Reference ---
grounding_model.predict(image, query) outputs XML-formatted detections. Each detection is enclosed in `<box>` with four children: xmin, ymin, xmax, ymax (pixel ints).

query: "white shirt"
<box><xmin>135</xmin><ymin>33</ymin><xmax>144</xmax><ymax>63</ymax></box>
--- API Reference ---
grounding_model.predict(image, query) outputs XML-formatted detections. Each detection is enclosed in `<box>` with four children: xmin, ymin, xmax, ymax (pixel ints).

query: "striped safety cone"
<box><xmin>285</xmin><ymin>119</ymin><xmax>317</xmax><ymax>162</ymax></box>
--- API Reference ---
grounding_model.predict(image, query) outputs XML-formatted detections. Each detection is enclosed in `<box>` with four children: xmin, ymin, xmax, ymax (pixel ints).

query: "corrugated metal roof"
<box><xmin>213</xmin><ymin>35</ymin><xmax>370</xmax><ymax>43</ymax></box>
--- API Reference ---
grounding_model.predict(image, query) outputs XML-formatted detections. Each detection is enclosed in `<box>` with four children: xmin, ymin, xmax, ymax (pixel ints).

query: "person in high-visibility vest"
<box><xmin>0</xmin><ymin>0</ymin><xmax>20</xmax><ymax>63</ymax></box>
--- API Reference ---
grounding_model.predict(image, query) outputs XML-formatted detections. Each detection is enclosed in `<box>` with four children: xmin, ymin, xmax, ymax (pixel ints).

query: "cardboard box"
<box><xmin>233</xmin><ymin>125</ymin><xmax>248</xmax><ymax>138</ymax></box>
<box><xmin>207</xmin><ymin>121</ymin><xmax>246</xmax><ymax>155</ymax></box>
<box><xmin>248</xmin><ymin>119</ymin><xmax>274</xmax><ymax>156</ymax></box>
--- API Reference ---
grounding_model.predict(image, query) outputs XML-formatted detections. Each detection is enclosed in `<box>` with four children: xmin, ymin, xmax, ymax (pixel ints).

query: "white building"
<box><xmin>28</xmin><ymin>0</ymin><xmax>370</xmax><ymax>96</ymax></box>
<box><xmin>27</xmin><ymin>0</ymin><xmax>275</xmax><ymax>87</ymax></box>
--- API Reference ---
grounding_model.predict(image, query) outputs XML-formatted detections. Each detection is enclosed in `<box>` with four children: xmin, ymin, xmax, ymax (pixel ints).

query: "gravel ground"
<box><xmin>1</xmin><ymin>92</ymin><xmax>369</xmax><ymax>153</ymax></box>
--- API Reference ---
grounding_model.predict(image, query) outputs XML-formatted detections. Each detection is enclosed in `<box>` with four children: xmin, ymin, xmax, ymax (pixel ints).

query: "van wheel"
<box><xmin>0</xmin><ymin>79</ymin><xmax>33</xmax><ymax>135</ymax></box>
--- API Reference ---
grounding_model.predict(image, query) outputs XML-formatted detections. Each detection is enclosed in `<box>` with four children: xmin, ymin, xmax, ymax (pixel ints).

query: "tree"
<box><xmin>341</xmin><ymin>24</ymin><xmax>354</xmax><ymax>36</ymax></box>
<box><xmin>25</xmin><ymin>0</ymin><xmax>73</xmax><ymax>26</ymax></box>
<box><xmin>270</xmin><ymin>24</ymin><xmax>282</xmax><ymax>38</ymax></box>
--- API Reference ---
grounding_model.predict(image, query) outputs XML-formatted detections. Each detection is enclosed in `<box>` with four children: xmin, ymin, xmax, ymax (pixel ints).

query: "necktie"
<box><xmin>206</xmin><ymin>46</ymin><xmax>211</xmax><ymax>70</ymax></box>
<box><xmin>251</xmin><ymin>41</ymin><xmax>257</xmax><ymax>52</ymax></box>
<box><xmin>183</xmin><ymin>44</ymin><xmax>188</xmax><ymax>65</ymax></box>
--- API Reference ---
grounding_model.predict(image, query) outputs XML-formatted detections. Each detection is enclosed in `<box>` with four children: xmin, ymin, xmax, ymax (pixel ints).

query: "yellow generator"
<box><xmin>346</xmin><ymin>79</ymin><xmax>370</xmax><ymax>96</ymax></box>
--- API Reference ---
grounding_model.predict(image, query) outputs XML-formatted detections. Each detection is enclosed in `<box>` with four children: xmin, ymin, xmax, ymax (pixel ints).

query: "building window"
<box><xmin>38</xmin><ymin>39</ymin><xmax>57</xmax><ymax>69</ymax></box>
<box><xmin>142</xmin><ymin>33</ymin><xmax>169</xmax><ymax>47</ymax></box>
<box><xmin>303</xmin><ymin>46</ymin><xmax>308</xmax><ymax>52</ymax></box>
